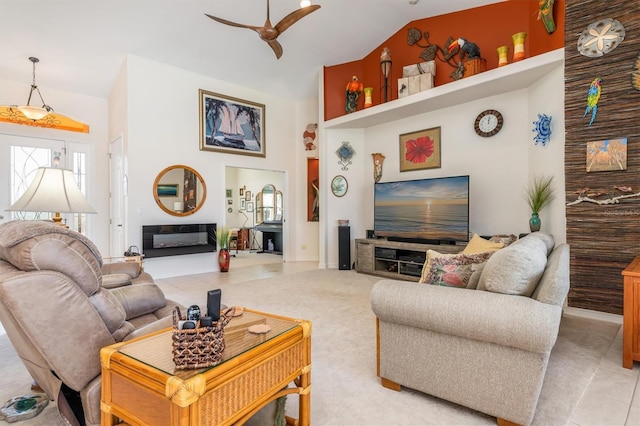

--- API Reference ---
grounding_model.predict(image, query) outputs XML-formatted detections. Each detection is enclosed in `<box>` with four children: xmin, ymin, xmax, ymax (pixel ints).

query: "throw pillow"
<box><xmin>489</xmin><ymin>234</ymin><xmax>518</xmax><ymax>247</ymax></box>
<box><xmin>423</xmin><ymin>251</ymin><xmax>494</xmax><ymax>288</ymax></box>
<box><xmin>467</xmin><ymin>261</ymin><xmax>486</xmax><ymax>290</ymax></box>
<box><xmin>478</xmin><ymin>236</ymin><xmax>548</xmax><ymax>296</ymax></box>
<box><xmin>419</xmin><ymin>249</ymin><xmax>447</xmax><ymax>283</ymax></box>
<box><xmin>462</xmin><ymin>233</ymin><xmax>504</xmax><ymax>254</ymax></box>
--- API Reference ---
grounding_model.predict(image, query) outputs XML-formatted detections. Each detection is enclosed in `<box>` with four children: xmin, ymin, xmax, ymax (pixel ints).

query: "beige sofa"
<box><xmin>0</xmin><ymin>220</ymin><xmax>182</xmax><ymax>426</ymax></box>
<box><xmin>371</xmin><ymin>233</ymin><xmax>569</xmax><ymax>426</ymax></box>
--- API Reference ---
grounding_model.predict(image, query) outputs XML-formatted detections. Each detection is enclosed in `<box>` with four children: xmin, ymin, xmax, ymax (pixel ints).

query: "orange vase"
<box><xmin>218</xmin><ymin>248</ymin><xmax>230</xmax><ymax>272</ymax></box>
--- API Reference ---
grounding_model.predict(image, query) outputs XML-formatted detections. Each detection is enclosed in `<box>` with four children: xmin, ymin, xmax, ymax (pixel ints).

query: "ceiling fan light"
<box><xmin>300</xmin><ymin>0</ymin><xmax>311</xmax><ymax>7</ymax></box>
<box><xmin>17</xmin><ymin>105</ymin><xmax>50</xmax><ymax>120</ymax></box>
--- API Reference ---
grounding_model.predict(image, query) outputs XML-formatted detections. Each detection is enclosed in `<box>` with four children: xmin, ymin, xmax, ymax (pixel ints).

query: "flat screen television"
<box><xmin>374</xmin><ymin>175</ymin><xmax>469</xmax><ymax>244</ymax></box>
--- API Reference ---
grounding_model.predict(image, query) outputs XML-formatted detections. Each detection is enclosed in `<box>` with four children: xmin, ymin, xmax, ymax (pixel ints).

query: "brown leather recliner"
<box><xmin>0</xmin><ymin>220</ymin><xmax>183</xmax><ymax>426</ymax></box>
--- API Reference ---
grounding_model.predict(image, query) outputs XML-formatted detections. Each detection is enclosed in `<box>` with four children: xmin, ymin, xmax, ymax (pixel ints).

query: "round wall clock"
<box><xmin>474</xmin><ymin>109</ymin><xmax>504</xmax><ymax>137</ymax></box>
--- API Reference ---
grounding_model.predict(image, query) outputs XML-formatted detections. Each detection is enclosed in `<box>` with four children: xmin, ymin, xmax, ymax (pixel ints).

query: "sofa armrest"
<box><xmin>124</xmin><ymin>315</ymin><xmax>173</xmax><ymax>341</ymax></box>
<box><xmin>102</xmin><ymin>261</ymin><xmax>140</xmax><ymax>278</ymax></box>
<box><xmin>371</xmin><ymin>280</ymin><xmax>562</xmax><ymax>354</ymax></box>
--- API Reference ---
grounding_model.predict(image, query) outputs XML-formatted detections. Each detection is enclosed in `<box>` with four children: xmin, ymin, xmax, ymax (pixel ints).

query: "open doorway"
<box><xmin>225</xmin><ymin>166</ymin><xmax>286</xmax><ymax>266</ymax></box>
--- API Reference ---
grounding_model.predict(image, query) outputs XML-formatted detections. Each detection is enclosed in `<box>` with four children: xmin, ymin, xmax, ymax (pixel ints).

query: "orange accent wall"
<box><xmin>324</xmin><ymin>0</ymin><xmax>565</xmax><ymax>121</ymax></box>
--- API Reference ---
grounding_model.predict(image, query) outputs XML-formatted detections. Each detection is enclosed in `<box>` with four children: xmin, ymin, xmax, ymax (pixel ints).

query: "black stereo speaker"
<box><xmin>338</xmin><ymin>226</ymin><xmax>351</xmax><ymax>270</ymax></box>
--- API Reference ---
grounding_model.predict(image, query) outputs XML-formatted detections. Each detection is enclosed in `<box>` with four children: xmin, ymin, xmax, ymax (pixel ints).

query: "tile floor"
<box><xmin>568</xmin><ymin>323</ymin><xmax>640</xmax><ymax>426</ymax></box>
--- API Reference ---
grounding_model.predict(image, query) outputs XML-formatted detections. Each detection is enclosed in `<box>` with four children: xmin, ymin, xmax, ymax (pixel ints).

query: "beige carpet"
<box><xmin>0</xmin><ymin>268</ymin><xmax>620</xmax><ymax>425</ymax></box>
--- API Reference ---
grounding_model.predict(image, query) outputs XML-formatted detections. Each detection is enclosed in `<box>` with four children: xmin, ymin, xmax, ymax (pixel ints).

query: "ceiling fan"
<box><xmin>205</xmin><ymin>0</ymin><xmax>321</xmax><ymax>59</ymax></box>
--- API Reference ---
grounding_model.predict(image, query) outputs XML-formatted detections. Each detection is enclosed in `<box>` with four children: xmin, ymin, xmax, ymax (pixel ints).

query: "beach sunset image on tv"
<box><xmin>374</xmin><ymin>175</ymin><xmax>469</xmax><ymax>242</ymax></box>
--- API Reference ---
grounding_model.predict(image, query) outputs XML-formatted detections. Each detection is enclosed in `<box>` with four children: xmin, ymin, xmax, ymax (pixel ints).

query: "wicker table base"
<box><xmin>100</xmin><ymin>309</ymin><xmax>311</xmax><ymax>426</ymax></box>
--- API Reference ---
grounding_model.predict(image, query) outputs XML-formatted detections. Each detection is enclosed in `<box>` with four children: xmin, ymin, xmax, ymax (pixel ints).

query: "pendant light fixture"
<box><xmin>17</xmin><ymin>57</ymin><xmax>53</xmax><ymax>121</ymax></box>
<box><xmin>0</xmin><ymin>56</ymin><xmax>90</xmax><ymax>133</ymax></box>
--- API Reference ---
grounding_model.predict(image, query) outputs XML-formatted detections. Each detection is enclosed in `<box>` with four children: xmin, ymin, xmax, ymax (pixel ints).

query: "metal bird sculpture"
<box><xmin>205</xmin><ymin>0</ymin><xmax>321</xmax><ymax>59</ymax></box>
<box><xmin>584</xmin><ymin>77</ymin><xmax>602</xmax><ymax>126</ymax></box>
<box><xmin>448</xmin><ymin>37</ymin><xmax>482</xmax><ymax>59</ymax></box>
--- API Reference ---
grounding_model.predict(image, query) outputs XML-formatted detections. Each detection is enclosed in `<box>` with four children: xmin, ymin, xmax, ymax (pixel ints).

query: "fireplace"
<box><xmin>142</xmin><ymin>223</ymin><xmax>216</xmax><ymax>258</ymax></box>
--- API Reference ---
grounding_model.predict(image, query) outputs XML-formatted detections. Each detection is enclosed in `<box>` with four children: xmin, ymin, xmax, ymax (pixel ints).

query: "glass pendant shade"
<box><xmin>17</xmin><ymin>105</ymin><xmax>51</xmax><ymax>120</ymax></box>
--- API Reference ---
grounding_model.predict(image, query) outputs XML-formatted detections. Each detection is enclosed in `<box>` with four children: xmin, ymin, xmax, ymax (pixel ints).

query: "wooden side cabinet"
<box><xmin>623</xmin><ymin>256</ymin><xmax>640</xmax><ymax>369</ymax></box>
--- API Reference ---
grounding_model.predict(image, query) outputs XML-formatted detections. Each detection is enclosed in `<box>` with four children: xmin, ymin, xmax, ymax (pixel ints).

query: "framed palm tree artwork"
<box><xmin>199</xmin><ymin>89</ymin><xmax>266</xmax><ymax>157</ymax></box>
<box><xmin>399</xmin><ymin>126</ymin><xmax>441</xmax><ymax>172</ymax></box>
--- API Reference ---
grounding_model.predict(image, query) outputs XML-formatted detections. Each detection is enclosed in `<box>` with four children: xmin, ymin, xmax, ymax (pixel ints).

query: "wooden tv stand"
<box><xmin>355</xmin><ymin>238</ymin><xmax>461</xmax><ymax>281</ymax></box>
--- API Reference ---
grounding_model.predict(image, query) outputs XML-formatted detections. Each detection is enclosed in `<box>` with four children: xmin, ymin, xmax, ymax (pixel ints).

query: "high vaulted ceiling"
<box><xmin>0</xmin><ymin>0</ymin><xmax>503</xmax><ymax>101</ymax></box>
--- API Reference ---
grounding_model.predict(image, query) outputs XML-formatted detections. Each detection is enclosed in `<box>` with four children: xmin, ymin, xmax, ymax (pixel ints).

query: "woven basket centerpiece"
<box><xmin>171</xmin><ymin>306</ymin><xmax>234</xmax><ymax>369</ymax></box>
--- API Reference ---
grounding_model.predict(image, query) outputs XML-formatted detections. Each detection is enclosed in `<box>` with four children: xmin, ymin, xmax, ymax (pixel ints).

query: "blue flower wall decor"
<box><xmin>336</xmin><ymin>141</ymin><xmax>355</xmax><ymax>170</ymax></box>
<box><xmin>532</xmin><ymin>113</ymin><xmax>552</xmax><ymax>146</ymax></box>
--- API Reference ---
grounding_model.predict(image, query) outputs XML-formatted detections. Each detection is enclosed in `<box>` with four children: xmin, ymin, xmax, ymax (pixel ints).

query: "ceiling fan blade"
<box><xmin>267</xmin><ymin>40</ymin><xmax>283</xmax><ymax>59</ymax></box>
<box><xmin>274</xmin><ymin>5</ymin><xmax>320</xmax><ymax>35</ymax></box>
<box><xmin>204</xmin><ymin>13</ymin><xmax>260</xmax><ymax>31</ymax></box>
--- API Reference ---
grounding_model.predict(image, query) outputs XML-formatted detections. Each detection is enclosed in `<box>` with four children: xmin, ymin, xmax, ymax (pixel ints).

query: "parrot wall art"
<box><xmin>584</xmin><ymin>77</ymin><xmax>602</xmax><ymax>126</ymax></box>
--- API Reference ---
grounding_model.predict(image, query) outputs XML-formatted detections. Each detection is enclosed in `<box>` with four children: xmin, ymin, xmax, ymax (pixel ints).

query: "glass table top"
<box><xmin>118</xmin><ymin>310</ymin><xmax>299</xmax><ymax>380</ymax></box>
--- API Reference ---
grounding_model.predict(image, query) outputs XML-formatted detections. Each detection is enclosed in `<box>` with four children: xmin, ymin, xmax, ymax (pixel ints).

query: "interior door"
<box><xmin>109</xmin><ymin>135</ymin><xmax>125</xmax><ymax>257</ymax></box>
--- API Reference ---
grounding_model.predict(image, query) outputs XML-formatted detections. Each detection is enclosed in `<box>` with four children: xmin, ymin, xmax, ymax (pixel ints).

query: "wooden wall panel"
<box><xmin>565</xmin><ymin>0</ymin><xmax>640</xmax><ymax>314</ymax></box>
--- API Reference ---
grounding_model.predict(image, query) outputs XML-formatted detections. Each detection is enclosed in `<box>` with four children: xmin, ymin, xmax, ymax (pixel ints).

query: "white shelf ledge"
<box><xmin>323</xmin><ymin>48</ymin><xmax>564</xmax><ymax>130</ymax></box>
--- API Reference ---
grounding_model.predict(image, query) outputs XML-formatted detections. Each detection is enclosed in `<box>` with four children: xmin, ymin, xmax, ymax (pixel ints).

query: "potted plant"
<box><xmin>217</xmin><ymin>227</ymin><xmax>232</xmax><ymax>272</ymax></box>
<box><xmin>525</xmin><ymin>175</ymin><xmax>556</xmax><ymax>232</ymax></box>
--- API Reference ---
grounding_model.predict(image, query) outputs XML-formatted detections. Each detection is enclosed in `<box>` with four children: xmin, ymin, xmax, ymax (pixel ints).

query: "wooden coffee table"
<box><xmin>100</xmin><ymin>309</ymin><xmax>311</xmax><ymax>426</ymax></box>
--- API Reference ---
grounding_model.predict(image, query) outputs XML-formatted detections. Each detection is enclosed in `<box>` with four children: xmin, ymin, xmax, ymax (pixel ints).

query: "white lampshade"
<box><xmin>7</xmin><ymin>167</ymin><xmax>96</xmax><ymax>214</ymax></box>
<box><xmin>173</xmin><ymin>201</ymin><xmax>184</xmax><ymax>212</ymax></box>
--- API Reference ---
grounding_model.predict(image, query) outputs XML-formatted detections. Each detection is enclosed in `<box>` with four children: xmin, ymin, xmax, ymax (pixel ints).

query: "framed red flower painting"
<box><xmin>399</xmin><ymin>126</ymin><xmax>441</xmax><ymax>172</ymax></box>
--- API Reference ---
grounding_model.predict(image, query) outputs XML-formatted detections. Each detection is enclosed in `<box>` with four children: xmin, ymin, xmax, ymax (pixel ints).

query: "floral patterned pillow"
<box><xmin>489</xmin><ymin>234</ymin><xmax>518</xmax><ymax>247</ymax></box>
<box><xmin>424</xmin><ymin>251</ymin><xmax>494</xmax><ymax>288</ymax></box>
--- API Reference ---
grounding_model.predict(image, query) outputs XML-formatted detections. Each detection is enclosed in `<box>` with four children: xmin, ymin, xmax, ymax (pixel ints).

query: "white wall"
<box><xmin>319</xmin><ymin>68</ymin><xmax>566</xmax><ymax>267</ymax></box>
<box><xmin>527</xmin><ymin>65</ymin><xmax>566</xmax><ymax>243</ymax></box>
<box><xmin>0</xmin><ymin>77</ymin><xmax>110</xmax><ymax>253</ymax></box>
<box><xmin>116</xmin><ymin>55</ymin><xmax>309</xmax><ymax>278</ymax></box>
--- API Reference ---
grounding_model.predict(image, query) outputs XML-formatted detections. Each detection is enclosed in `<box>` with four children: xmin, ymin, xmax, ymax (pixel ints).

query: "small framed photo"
<box><xmin>586</xmin><ymin>138</ymin><xmax>627</xmax><ymax>172</ymax></box>
<box><xmin>157</xmin><ymin>184</ymin><xmax>179</xmax><ymax>197</ymax></box>
<box><xmin>245</xmin><ymin>191</ymin><xmax>252</xmax><ymax>201</ymax></box>
<box><xmin>227</xmin><ymin>199</ymin><xmax>233</xmax><ymax>205</ymax></box>
<box><xmin>399</xmin><ymin>126</ymin><xmax>441</xmax><ymax>172</ymax></box>
<box><xmin>240</xmin><ymin>187</ymin><xmax>244</xmax><ymax>196</ymax></box>
<box><xmin>331</xmin><ymin>175</ymin><xmax>348</xmax><ymax>197</ymax></box>
<box><xmin>241</xmin><ymin>199</ymin><xmax>246</xmax><ymax>210</ymax></box>
<box><xmin>226</xmin><ymin>189</ymin><xmax>232</xmax><ymax>198</ymax></box>
<box><xmin>246</xmin><ymin>201</ymin><xmax>254</xmax><ymax>212</ymax></box>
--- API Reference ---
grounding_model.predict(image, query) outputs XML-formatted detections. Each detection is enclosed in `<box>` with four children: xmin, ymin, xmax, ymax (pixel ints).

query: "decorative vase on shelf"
<box><xmin>364</xmin><ymin>87</ymin><xmax>373</xmax><ymax>108</ymax></box>
<box><xmin>218</xmin><ymin>248</ymin><xmax>230</xmax><ymax>272</ymax></box>
<box><xmin>529</xmin><ymin>213</ymin><xmax>541</xmax><ymax>232</ymax></box>
<box><xmin>512</xmin><ymin>32</ymin><xmax>527</xmax><ymax>62</ymax></box>
<box><xmin>497</xmin><ymin>45</ymin><xmax>509</xmax><ymax>67</ymax></box>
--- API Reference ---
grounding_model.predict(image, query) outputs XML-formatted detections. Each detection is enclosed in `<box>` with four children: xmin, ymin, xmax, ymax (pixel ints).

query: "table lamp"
<box><xmin>6</xmin><ymin>167</ymin><xmax>96</xmax><ymax>225</ymax></box>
